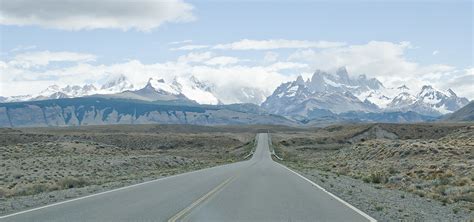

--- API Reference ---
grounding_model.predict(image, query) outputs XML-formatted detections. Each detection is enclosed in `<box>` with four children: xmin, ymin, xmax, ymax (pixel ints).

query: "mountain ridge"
<box><xmin>1</xmin><ymin>67</ymin><xmax>469</xmax><ymax>123</ymax></box>
<box><xmin>262</xmin><ymin>67</ymin><xmax>469</xmax><ymax>118</ymax></box>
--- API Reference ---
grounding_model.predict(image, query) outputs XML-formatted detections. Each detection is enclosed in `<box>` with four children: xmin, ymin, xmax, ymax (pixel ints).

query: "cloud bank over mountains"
<box><xmin>1</xmin><ymin>39</ymin><xmax>472</xmax><ymax>102</ymax></box>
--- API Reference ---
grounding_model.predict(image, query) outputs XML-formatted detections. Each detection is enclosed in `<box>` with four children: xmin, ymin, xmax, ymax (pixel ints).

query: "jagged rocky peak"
<box><xmin>171</xmin><ymin>77</ymin><xmax>183</xmax><ymax>90</ymax></box>
<box><xmin>144</xmin><ymin>77</ymin><xmax>180</xmax><ymax>95</ymax></box>
<box><xmin>309</xmin><ymin>69</ymin><xmax>326</xmax><ymax>92</ymax></box>
<box><xmin>188</xmin><ymin>75</ymin><xmax>213</xmax><ymax>91</ymax></box>
<box><xmin>397</xmin><ymin>85</ymin><xmax>410</xmax><ymax>91</ymax></box>
<box><xmin>263</xmin><ymin>67</ymin><xmax>470</xmax><ymax>117</ymax></box>
<box><xmin>357</xmin><ymin>74</ymin><xmax>369</xmax><ymax>82</ymax></box>
<box><xmin>62</xmin><ymin>85</ymin><xmax>80</xmax><ymax>92</ymax></box>
<box><xmin>295</xmin><ymin>75</ymin><xmax>305</xmax><ymax>85</ymax></box>
<box><xmin>83</xmin><ymin>84</ymin><xmax>97</xmax><ymax>91</ymax></box>
<box><xmin>43</xmin><ymin>85</ymin><xmax>60</xmax><ymax>91</ymax></box>
<box><xmin>420</xmin><ymin>84</ymin><xmax>434</xmax><ymax>91</ymax></box>
<box><xmin>417</xmin><ymin>85</ymin><xmax>440</xmax><ymax>98</ymax></box>
<box><xmin>447</xmin><ymin>88</ymin><xmax>457</xmax><ymax>97</ymax></box>
<box><xmin>145</xmin><ymin>77</ymin><xmax>163</xmax><ymax>87</ymax></box>
<box><xmin>101</xmin><ymin>74</ymin><xmax>133</xmax><ymax>91</ymax></box>
<box><xmin>335</xmin><ymin>66</ymin><xmax>350</xmax><ymax>83</ymax></box>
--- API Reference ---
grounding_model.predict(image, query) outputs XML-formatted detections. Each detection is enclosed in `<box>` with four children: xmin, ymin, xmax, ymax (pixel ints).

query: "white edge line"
<box><xmin>275</xmin><ymin>162</ymin><xmax>377</xmax><ymax>222</ymax></box>
<box><xmin>0</xmin><ymin>161</ymin><xmax>246</xmax><ymax>219</ymax></box>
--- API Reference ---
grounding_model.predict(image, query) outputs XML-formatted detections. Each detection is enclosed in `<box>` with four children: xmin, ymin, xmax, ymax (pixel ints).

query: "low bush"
<box><xmin>56</xmin><ymin>177</ymin><xmax>89</xmax><ymax>189</ymax></box>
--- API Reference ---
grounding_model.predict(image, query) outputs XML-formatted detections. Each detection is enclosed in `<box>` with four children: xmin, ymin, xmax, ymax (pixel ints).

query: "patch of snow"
<box><xmin>172</xmin><ymin>77</ymin><xmax>219</xmax><ymax>105</ymax></box>
<box><xmin>323</xmin><ymin>77</ymin><xmax>342</xmax><ymax>87</ymax></box>
<box><xmin>148</xmin><ymin>78</ymin><xmax>180</xmax><ymax>95</ymax></box>
<box><xmin>434</xmin><ymin>104</ymin><xmax>451</xmax><ymax>114</ymax></box>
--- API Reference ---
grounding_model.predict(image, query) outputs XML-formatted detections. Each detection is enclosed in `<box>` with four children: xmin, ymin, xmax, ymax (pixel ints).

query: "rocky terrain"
<box><xmin>0</xmin><ymin>125</ymin><xmax>256</xmax><ymax>215</ymax></box>
<box><xmin>262</xmin><ymin>67</ymin><xmax>469</xmax><ymax>118</ymax></box>
<box><xmin>272</xmin><ymin>123</ymin><xmax>474</xmax><ymax>221</ymax></box>
<box><xmin>0</xmin><ymin>97</ymin><xmax>294</xmax><ymax>127</ymax></box>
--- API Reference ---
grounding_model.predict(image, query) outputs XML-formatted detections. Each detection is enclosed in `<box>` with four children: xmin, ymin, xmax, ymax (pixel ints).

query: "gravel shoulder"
<box><xmin>284</xmin><ymin>164</ymin><xmax>472</xmax><ymax>221</ymax></box>
<box><xmin>272</xmin><ymin>123</ymin><xmax>473</xmax><ymax>221</ymax></box>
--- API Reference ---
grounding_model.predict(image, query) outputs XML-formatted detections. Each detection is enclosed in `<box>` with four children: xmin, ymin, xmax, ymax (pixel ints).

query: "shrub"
<box><xmin>366</xmin><ymin>172</ymin><xmax>387</xmax><ymax>184</ymax></box>
<box><xmin>57</xmin><ymin>177</ymin><xmax>88</xmax><ymax>189</ymax></box>
<box><xmin>0</xmin><ymin>187</ymin><xmax>10</xmax><ymax>198</ymax></box>
<box><xmin>453</xmin><ymin>208</ymin><xmax>459</xmax><ymax>214</ymax></box>
<box><xmin>362</xmin><ymin>176</ymin><xmax>371</xmax><ymax>183</ymax></box>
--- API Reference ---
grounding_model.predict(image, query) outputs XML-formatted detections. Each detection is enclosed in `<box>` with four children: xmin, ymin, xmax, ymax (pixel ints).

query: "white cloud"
<box><xmin>432</xmin><ymin>50</ymin><xmax>439</xmax><ymax>55</ymax></box>
<box><xmin>10</xmin><ymin>45</ymin><xmax>37</xmax><ymax>52</ymax></box>
<box><xmin>287</xmin><ymin>41</ymin><xmax>473</xmax><ymax>98</ymax></box>
<box><xmin>264</xmin><ymin>51</ymin><xmax>279</xmax><ymax>63</ymax></box>
<box><xmin>171</xmin><ymin>44</ymin><xmax>210</xmax><ymax>51</ymax></box>
<box><xmin>213</xmin><ymin>39</ymin><xmax>346</xmax><ymax>50</ymax></box>
<box><xmin>0</xmin><ymin>52</ymin><xmax>300</xmax><ymax>103</ymax></box>
<box><xmin>0</xmin><ymin>0</ymin><xmax>195</xmax><ymax>31</ymax></box>
<box><xmin>168</xmin><ymin>40</ymin><xmax>193</xmax><ymax>45</ymax></box>
<box><xmin>204</xmin><ymin>56</ymin><xmax>240</xmax><ymax>66</ymax></box>
<box><xmin>176</xmin><ymin>51</ymin><xmax>213</xmax><ymax>64</ymax></box>
<box><xmin>11</xmin><ymin>51</ymin><xmax>97</xmax><ymax>68</ymax></box>
<box><xmin>1</xmin><ymin>41</ymin><xmax>472</xmax><ymax>102</ymax></box>
<box><xmin>267</xmin><ymin>62</ymin><xmax>308</xmax><ymax>72</ymax></box>
<box><xmin>424</xmin><ymin>68</ymin><xmax>474</xmax><ymax>99</ymax></box>
<box><xmin>288</xmin><ymin>41</ymin><xmax>416</xmax><ymax>79</ymax></box>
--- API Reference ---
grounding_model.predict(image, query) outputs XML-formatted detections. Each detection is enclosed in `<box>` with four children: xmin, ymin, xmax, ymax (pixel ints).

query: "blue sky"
<box><xmin>0</xmin><ymin>0</ymin><xmax>473</xmax><ymax>100</ymax></box>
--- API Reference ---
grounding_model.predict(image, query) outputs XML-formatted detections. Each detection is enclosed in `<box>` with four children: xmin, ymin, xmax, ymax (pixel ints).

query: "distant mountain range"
<box><xmin>442</xmin><ymin>101</ymin><xmax>474</xmax><ymax>122</ymax></box>
<box><xmin>0</xmin><ymin>67</ymin><xmax>470</xmax><ymax>127</ymax></box>
<box><xmin>0</xmin><ymin>75</ymin><xmax>265</xmax><ymax>105</ymax></box>
<box><xmin>262</xmin><ymin>67</ymin><xmax>469</xmax><ymax>118</ymax></box>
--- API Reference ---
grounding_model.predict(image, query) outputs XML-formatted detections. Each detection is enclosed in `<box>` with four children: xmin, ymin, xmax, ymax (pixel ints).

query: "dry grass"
<box><xmin>273</xmin><ymin>123</ymin><xmax>474</xmax><ymax>211</ymax></box>
<box><xmin>0</xmin><ymin>125</ymin><xmax>256</xmax><ymax>199</ymax></box>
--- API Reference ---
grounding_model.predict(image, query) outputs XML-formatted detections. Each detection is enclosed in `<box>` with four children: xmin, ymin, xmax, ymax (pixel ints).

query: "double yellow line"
<box><xmin>168</xmin><ymin>174</ymin><xmax>238</xmax><ymax>222</ymax></box>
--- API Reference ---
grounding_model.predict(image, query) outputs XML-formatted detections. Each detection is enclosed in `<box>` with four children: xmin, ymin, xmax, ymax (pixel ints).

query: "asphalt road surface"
<box><xmin>1</xmin><ymin>133</ymin><xmax>375</xmax><ymax>222</ymax></box>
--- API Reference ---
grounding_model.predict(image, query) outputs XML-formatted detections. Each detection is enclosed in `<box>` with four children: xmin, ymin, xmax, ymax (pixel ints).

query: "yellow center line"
<box><xmin>168</xmin><ymin>174</ymin><xmax>238</xmax><ymax>222</ymax></box>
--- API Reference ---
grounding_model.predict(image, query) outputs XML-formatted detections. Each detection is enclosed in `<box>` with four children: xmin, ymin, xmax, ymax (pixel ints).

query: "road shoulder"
<box><xmin>283</xmin><ymin>165</ymin><xmax>473</xmax><ymax>221</ymax></box>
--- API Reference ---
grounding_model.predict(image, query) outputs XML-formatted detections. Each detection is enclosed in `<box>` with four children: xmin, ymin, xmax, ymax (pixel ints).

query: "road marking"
<box><xmin>0</xmin><ymin>161</ymin><xmax>246</xmax><ymax>219</ymax></box>
<box><xmin>168</xmin><ymin>175</ymin><xmax>237</xmax><ymax>222</ymax></box>
<box><xmin>275</xmin><ymin>162</ymin><xmax>377</xmax><ymax>222</ymax></box>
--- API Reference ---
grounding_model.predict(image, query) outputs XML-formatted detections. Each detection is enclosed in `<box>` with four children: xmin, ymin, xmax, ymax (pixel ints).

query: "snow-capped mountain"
<box><xmin>262</xmin><ymin>67</ymin><xmax>381</xmax><ymax>117</ymax></box>
<box><xmin>307</xmin><ymin>67</ymin><xmax>383</xmax><ymax>94</ymax></box>
<box><xmin>385</xmin><ymin>85</ymin><xmax>469</xmax><ymax>115</ymax></box>
<box><xmin>98</xmin><ymin>74</ymin><xmax>135</xmax><ymax>94</ymax></box>
<box><xmin>1</xmin><ymin>74</ymin><xmax>136</xmax><ymax>103</ymax></box>
<box><xmin>1</xmin><ymin>84</ymin><xmax>98</xmax><ymax>102</ymax></box>
<box><xmin>171</xmin><ymin>76</ymin><xmax>220</xmax><ymax>105</ymax></box>
<box><xmin>0</xmin><ymin>74</ymin><xmax>220</xmax><ymax>104</ymax></box>
<box><xmin>1</xmin><ymin>68</ymin><xmax>469</xmax><ymax>118</ymax></box>
<box><xmin>95</xmin><ymin>76</ymin><xmax>220</xmax><ymax>104</ymax></box>
<box><xmin>262</xmin><ymin>67</ymin><xmax>469</xmax><ymax>117</ymax></box>
<box><xmin>108</xmin><ymin>77</ymin><xmax>190</xmax><ymax>102</ymax></box>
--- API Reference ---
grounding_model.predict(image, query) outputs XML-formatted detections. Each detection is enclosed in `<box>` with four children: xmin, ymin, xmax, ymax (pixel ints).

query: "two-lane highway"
<box><xmin>1</xmin><ymin>133</ymin><xmax>375</xmax><ymax>222</ymax></box>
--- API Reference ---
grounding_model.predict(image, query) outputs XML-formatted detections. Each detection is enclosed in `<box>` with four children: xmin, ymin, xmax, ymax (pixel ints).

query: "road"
<box><xmin>1</xmin><ymin>133</ymin><xmax>375</xmax><ymax>222</ymax></box>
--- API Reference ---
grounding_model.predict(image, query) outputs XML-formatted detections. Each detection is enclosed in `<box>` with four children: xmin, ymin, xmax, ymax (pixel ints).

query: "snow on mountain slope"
<box><xmin>96</xmin><ymin>76</ymin><xmax>219</xmax><ymax>104</ymax></box>
<box><xmin>147</xmin><ymin>78</ymin><xmax>180</xmax><ymax>95</ymax></box>
<box><xmin>171</xmin><ymin>76</ymin><xmax>220</xmax><ymax>105</ymax></box>
<box><xmin>98</xmin><ymin>74</ymin><xmax>134</xmax><ymax>94</ymax></box>
<box><xmin>386</xmin><ymin>85</ymin><xmax>470</xmax><ymax>115</ymax></box>
<box><xmin>1</xmin><ymin>68</ymin><xmax>469</xmax><ymax>117</ymax></box>
<box><xmin>262</xmin><ymin>67</ymin><xmax>469</xmax><ymax>117</ymax></box>
<box><xmin>261</xmin><ymin>71</ymin><xmax>379</xmax><ymax>117</ymax></box>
